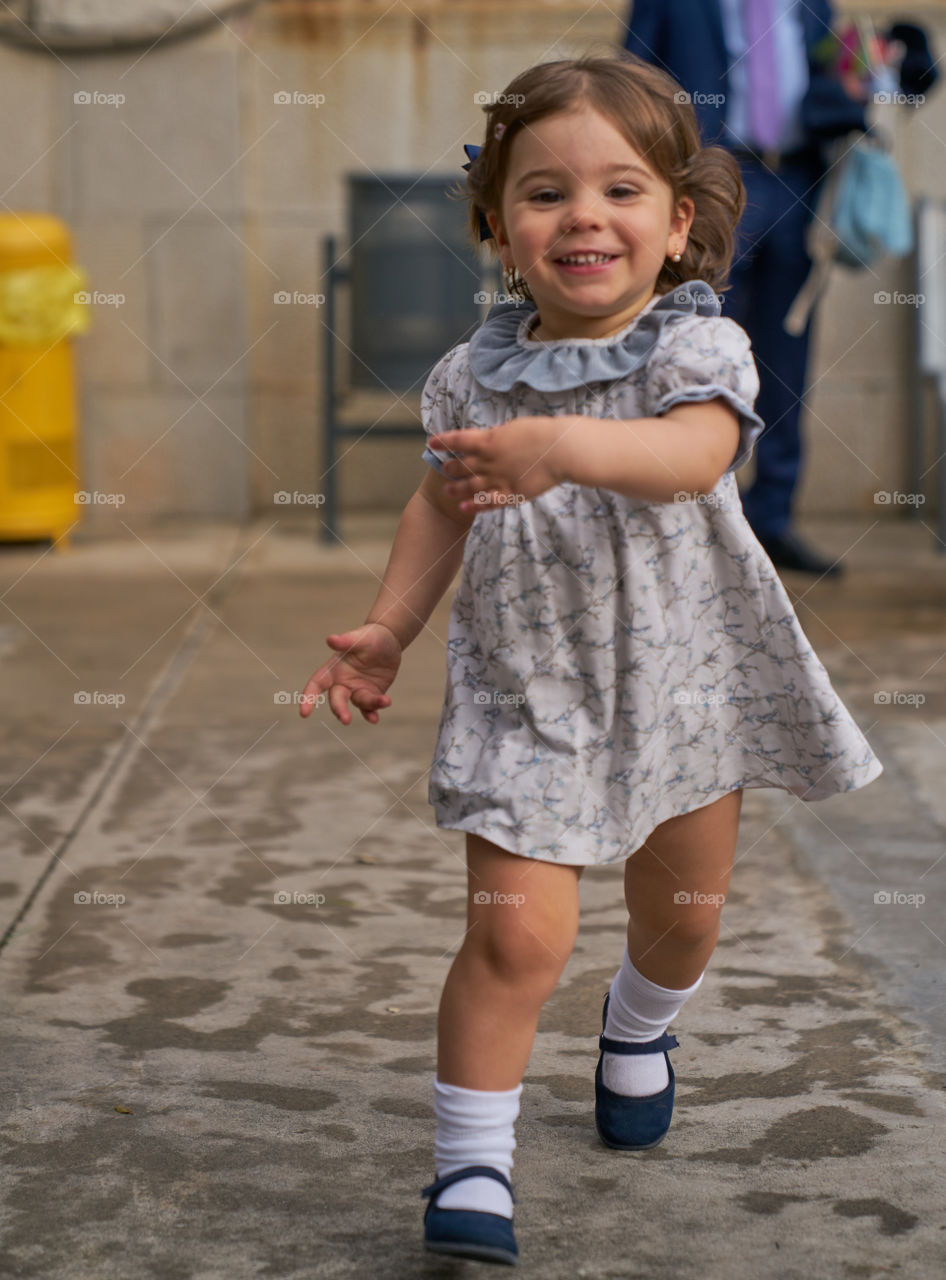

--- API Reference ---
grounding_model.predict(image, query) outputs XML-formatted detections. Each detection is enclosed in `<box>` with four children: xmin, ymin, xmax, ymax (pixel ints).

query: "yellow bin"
<box><xmin>0</xmin><ymin>214</ymin><xmax>89</xmax><ymax>548</ymax></box>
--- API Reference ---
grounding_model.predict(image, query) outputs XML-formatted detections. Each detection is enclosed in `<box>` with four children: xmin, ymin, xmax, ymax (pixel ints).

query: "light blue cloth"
<box><xmin>465</xmin><ymin>280</ymin><xmax>721</xmax><ymax>394</ymax></box>
<box><xmin>718</xmin><ymin>0</ymin><xmax>810</xmax><ymax>152</ymax></box>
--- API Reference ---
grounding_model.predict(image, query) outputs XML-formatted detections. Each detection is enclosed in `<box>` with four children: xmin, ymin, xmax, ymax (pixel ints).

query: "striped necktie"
<box><xmin>743</xmin><ymin>0</ymin><xmax>784</xmax><ymax>151</ymax></box>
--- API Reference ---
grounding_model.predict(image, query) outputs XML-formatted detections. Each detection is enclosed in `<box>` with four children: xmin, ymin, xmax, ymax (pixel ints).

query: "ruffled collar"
<box><xmin>467</xmin><ymin>279</ymin><xmax>721</xmax><ymax>392</ymax></box>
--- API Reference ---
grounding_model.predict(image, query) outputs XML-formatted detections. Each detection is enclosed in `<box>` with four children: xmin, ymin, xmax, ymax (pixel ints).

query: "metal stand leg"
<box><xmin>938</xmin><ymin>374</ymin><xmax>946</xmax><ymax>552</ymax></box>
<box><xmin>908</xmin><ymin>221</ymin><xmax>924</xmax><ymax>520</ymax></box>
<box><xmin>321</xmin><ymin>234</ymin><xmax>340</xmax><ymax>546</ymax></box>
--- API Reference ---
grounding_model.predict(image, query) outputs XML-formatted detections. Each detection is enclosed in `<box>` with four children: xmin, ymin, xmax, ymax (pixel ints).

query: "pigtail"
<box><xmin>664</xmin><ymin>146</ymin><xmax>745</xmax><ymax>295</ymax></box>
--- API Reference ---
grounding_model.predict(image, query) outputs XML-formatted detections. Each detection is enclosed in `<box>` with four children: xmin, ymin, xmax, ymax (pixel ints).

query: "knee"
<box><xmin>469</xmin><ymin>904</ymin><xmax>575</xmax><ymax>994</ymax></box>
<box><xmin>666</xmin><ymin>905</ymin><xmax>722</xmax><ymax>950</ymax></box>
<box><xmin>630</xmin><ymin>900</ymin><xmax>723</xmax><ymax>951</ymax></box>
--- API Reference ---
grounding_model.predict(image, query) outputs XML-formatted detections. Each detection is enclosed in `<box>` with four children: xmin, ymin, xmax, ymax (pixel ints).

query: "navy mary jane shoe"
<box><xmin>421</xmin><ymin>1164</ymin><xmax>518</xmax><ymax>1266</ymax></box>
<box><xmin>595</xmin><ymin>992</ymin><xmax>680</xmax><ymax>1151</ymax></box>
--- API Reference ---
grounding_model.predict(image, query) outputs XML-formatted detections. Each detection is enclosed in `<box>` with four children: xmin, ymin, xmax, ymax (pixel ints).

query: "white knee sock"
<box><xmin>432</xmin><ymin>1076</ymin><xmax>522</xmax><ymax>1218</ymax></box>
<box><xmin>602</xmin><ymin>945</ymin><xmax>704</xmax><ymax>1096</ymax></box>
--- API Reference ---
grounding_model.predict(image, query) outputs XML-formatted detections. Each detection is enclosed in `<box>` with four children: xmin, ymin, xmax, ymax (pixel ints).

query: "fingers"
<box><xmin>444</xmin><ymin>459</ymin><xmax>478</xmax><ymax>481</ymax></box>
<box><xmin>298</xmin><ymin>683</ymin><xmax>319</xmax><ymax>717</ymax></box>
<box><xmin>351</xmin><ymin>689</ymin><xmax>392</xmax><ymax>724</ymax></box>
<box><xmin>326</xmin><ymin>631</ymin><xmax>353</xmax><ymax>651</ymax></box>
<box><xmin>298</xmin><ymin>668</ymin><xmax>330</xmax><ymax>716</ymax></box>
<box><xmin>429</xmin><ymin>431</ymin><xmax>467</xmax><ymax>453</ymax></box>
<box><xmin>330</xmin><ymin>685</ymin><xmax>352</xmax><ymax>725</ymax></box>
<box><xmin>317</xmin><ymin>683</ymin><xmax>391</xmax><ymax>726</ymax></box>
<box><xmin>299</xmin><ymin>630</ymin><xmax>394</xmax><ymax>727</ymax></box>
<box><xmin>445</xmin><ymin>481</ymin><xmax>500</xmax><ymax>512</ymax></box>
<box><xmin>298</xmin><ymin>652</ymin><xmax>345</xmax><ymax>717</ymax></box>
<box><xmin>444</xmin><ymin>478</ymin><xmax>483</xmax><ymax>505</ymax></box>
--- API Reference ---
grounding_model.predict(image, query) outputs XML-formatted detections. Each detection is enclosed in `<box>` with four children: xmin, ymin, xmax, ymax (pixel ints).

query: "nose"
<box><xmin>559</xmin><ymin>188</ymin><xmax>606</xmax><ymax>233</ymax></box>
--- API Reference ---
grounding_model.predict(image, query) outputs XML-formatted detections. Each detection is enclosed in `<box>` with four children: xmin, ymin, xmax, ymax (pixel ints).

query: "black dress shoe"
<box><xmin>756</xmin><ymin>530</ymin><xmax>844</xmax><ymax>577</ymax></box>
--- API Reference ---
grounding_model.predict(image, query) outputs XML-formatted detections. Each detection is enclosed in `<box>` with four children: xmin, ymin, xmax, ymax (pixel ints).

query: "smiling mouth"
<box><xmin>554</xmin><ymin>253</ymin><xmax>619</xmax><ymax>265</ymax></box>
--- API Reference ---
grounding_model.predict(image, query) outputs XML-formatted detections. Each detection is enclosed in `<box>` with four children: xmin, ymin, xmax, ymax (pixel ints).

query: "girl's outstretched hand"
<box><xmin>428</xmin><ymin>416</ymin><xmax>574</xmax><ymax>512</ymax></box>
<box><xmin>298</xmin><ymin>622</ymin><xmax>402</xmax><ymax>725</ymax></box>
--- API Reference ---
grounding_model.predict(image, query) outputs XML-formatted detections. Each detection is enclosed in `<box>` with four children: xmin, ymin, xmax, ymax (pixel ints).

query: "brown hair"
<box><xmin>452</xmin><ymin>51</ymin><xmax>745</xmax><ymax>297</ymax></box>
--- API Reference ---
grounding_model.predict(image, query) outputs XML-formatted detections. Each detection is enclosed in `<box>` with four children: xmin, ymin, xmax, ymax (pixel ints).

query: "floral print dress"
<box><xmin>418</xmin><ymin>280</ymin><xmax>883</xmax><ymax>866</ymax></box>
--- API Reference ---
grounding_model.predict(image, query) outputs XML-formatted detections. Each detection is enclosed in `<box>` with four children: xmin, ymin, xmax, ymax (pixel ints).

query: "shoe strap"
<box><xmin>421</xmin><ymin>1164</ymin><xmax>516</xmax><ymax>1205</ymax></box>
<box><xmin>599</xmin><ymin>1030</ymin><xmax>679</xmax><ymax>1055</ymax></box>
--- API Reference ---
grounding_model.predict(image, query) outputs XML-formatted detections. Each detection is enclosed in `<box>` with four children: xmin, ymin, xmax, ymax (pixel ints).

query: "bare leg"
<box><xmin>624</xmin><ymin>790</ymin><xmax>743</xmax><ymax>989</ymax></box>
<box><xmin>437</xmin><ymin>833</ymin><xmax>584</xmax><ymax>1090</ymax></box>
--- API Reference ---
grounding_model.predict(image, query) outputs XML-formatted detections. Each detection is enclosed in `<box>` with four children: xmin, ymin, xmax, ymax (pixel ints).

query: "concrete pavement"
<box><xmin>0</xmin><ymin>512</ymin><xmax>943</xmax><ymax>1279</ymax></box>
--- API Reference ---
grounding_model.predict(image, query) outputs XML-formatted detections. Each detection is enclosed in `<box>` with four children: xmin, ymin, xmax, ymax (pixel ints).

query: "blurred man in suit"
<box><xmin>624</xmin><ymin>2</ymin><xmax>934</xmax><ymax>576</ymax></box>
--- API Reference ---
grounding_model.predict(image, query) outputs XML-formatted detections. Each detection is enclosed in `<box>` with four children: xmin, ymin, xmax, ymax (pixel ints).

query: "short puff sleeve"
<box><xmin>420</xmin><ymin>343</ymin><xmax>468</xmax><ymax>475</ymax></box>
<box><xmin>645</xmin><ymin>314</ymin><xmax>764</xmax><ymax>474</ymax></box>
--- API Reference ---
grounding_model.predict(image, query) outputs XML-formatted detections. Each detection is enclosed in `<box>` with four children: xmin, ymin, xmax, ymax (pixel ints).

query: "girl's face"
<box><xmin>486</xmin><ymin>104</ymin><xmax>695</xmax><ymax>342</ymax></box>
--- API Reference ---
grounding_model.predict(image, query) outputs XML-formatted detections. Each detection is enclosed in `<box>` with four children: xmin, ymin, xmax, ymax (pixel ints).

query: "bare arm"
<box><xmin>363</xmin><ymin>473</ymin><xmax>476</xmax><ymax>650</ymax></box>
<box><xmin>428</xmin><ymin>400</ymin><xmax>742</xmax><ymax>513</ymax></box>
<box><xmin>556</xmin><ymin>400</ymin><xmax>742</xmax><ymax>503</ymax></box>
<box><xmin>298</xmin><ymin>469</ymin><xmax>473</xmax><ymax>725</ymax></box>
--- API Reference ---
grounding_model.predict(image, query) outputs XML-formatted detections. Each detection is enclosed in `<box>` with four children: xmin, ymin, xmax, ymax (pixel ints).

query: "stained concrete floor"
<box><xmin>0</xmin><ymin>512</ymin><xmax>944</xmax><ymax>1279</ymax></box>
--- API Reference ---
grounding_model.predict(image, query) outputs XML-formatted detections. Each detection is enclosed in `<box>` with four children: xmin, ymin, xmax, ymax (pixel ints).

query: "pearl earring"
<box><xmin>671</xmin><ymin>249</ymin><xmax>683</xmax><ymax>262</ymax></box>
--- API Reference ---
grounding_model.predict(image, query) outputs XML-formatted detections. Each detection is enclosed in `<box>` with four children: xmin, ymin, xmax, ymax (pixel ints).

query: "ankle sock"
<box><xmin>432</xmin><ymin>1076</ymin><xmax>522</xmax><ymax>1218</ymax></box>
<box><xmin>602</xmin><ymin>945</ymin><xmax>704</xmax><ymax>1097</ymax></box>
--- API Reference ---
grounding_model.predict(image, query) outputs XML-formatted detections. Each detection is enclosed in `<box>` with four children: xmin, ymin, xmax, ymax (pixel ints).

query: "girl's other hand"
<box><xmin>429</xmin><ymin>416</ymin><xmax>573</xmax><ymax>512</ymax></box>
<box><xmin>298</xmin><ymin>622</ymin><xmax>402</xmax><ymax>725</ymax></box>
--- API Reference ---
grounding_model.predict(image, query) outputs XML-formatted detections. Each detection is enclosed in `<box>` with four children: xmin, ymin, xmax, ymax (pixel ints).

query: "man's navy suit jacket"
<box><xmin>623</xmin><ymin>0</ymin><xmax>866</xmax><ymax>151</ymax></box>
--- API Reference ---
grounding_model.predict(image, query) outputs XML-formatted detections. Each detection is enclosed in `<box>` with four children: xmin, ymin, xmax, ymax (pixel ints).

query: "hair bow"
<box><xmin>462</xmin><ymin>143</ymin><xmax>493</xmax><ymax>242</ymax></box>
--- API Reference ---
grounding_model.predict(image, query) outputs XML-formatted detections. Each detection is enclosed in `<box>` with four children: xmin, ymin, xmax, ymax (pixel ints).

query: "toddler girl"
<box><xmin>300</xmin><ymin>51</ymin><xmax>883</xmax><ymax>1267</ymax></box>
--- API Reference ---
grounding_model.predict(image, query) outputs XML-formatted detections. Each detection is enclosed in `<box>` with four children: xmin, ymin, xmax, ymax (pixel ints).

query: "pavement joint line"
<box><xmin>0</xmin><ymin>519</ymin><xmax>258</xmax><ymax>958</ymax></box>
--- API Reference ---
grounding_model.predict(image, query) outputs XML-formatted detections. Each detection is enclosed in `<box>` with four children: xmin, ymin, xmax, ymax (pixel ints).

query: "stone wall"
<box><xmin>0</xmin><ymin>0</ymin><xmax>943</xmax><ymax>533</ymax></box>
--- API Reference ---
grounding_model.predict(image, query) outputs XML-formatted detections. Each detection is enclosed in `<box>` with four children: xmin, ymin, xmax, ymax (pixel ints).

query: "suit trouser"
<box><xmin>722</xmin><ymin>152</ymin><xmax>826</xmax><ymax>541</ymax></box>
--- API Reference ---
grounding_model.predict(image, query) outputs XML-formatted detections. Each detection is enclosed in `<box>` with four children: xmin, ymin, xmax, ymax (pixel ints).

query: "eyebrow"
<box><xmin>514</xmin><ymin>163</ymin><xmax>653</xmax><ymax>189</ymax></box>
